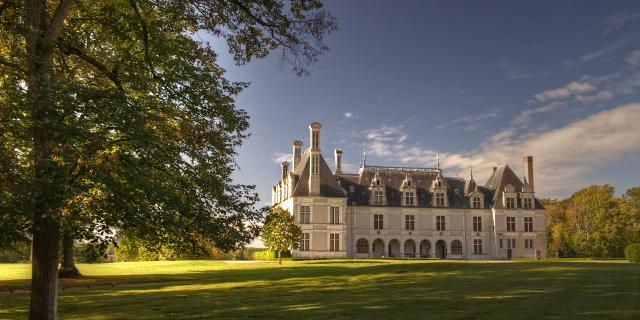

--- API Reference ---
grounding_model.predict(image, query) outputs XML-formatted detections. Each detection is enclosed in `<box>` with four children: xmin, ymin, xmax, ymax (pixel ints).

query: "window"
<box><xmin>523</xmin><ymin>197</ymin><xmax>533</xmax><ymax>209</ymax></box>
<box><xmin>405</xmin><ymin>215</ymin><xmax>415</xmax><ymax>230</ymax></box>
<box><xmin>506</xmin><ymin>216</ymin><xmax>516</xmax><ymax>232</ymax></box>
<box><xmin>524</xmin><ymin>217</ymin><xmax>533</xmax><ymax>232</ymax></box>
<box><xmin>499</xmin><ymin>238</ymin><xmax>504</xmax><ymax>249</ymax></box>
<box><xmin>312</xmin><ymin>131</ymin><xmax>319</xmax><ymax>149</ymax></box>
<box><xmin>436</xmin><ymin>215</ymin><xmax>446</xmax><ymax>231</ymax></box>
<box><xmin>374</xmin><ymin>214</ymin><xmax>384</xmax><ymax>230</ymax></box>
<box><xmin>473</xmin><ymin>239</ymin><xmax>483</xmax><ymax>255</ymax></box>
<box><xmin>299</xmin><ymin>233</ymin><xmax>309</xmax><ymax>251</ymax></box>
<box><xmin>473</xmin><ymin>216</ymin><xmax>482</xmax><ymax>232</ymax></box>
<box><xmin>507</xmin><ymin>238</ymin><xmax>516</xmax><ymax>249</ymax></box>
<box><xmin>311</xmin><ymin>155</ymin><xmax>319</xmax><ymax>175</ymax></box>
<box><xmin>451</xmin><ymin>240</ymin><xmax>462</xmax><ymax>255</ymax></box>
<box><xmin>473</xmin><ymin>196</ymin><xmax>481</xmax><ymax>208</ymax></box>
<box><xmin>404</xmin><ymin>191</ymin><xmax>415</xmax><ymax>206</ymax></box>
<box><xmin>329</xmin><ymin>233</ymin><xmax>339</xmax><ymax>251</ymax></box>
<box><xmin>300</xmin><ymin>206</ymin><xmax>310</xmax><ymax>224</ymax></box>
<box><xmin>435</xmin><ymin>193</ymin><xmax>445</xmax><ymax>206</ymax></box>
<box><xmin>356</xmin><ymin>238</ymin><xmax>369</xmax><ymax>253</ymax></box>
<box><xmin>373</xmin><ymin>190</ymin><xmax>383</xmax><ymax>205</ymax></box>
<box><xmin>525</xmin><ymin>239</ymin><xmax>534</xmax><ymax>249</ymax></box>
<box><xmin>349</xmin><ymin>185</ymin><xmax>355</xmax><ymax>193</ymax></box>
<box><xmin>506</xmin><ymin>197</ymin><xmax>515</xmax><ymax>209</ymax></box>
<box><xmin>329</xmin><ymin>206</ymin><xmax>340</xmax><ymax>224</ymax></box>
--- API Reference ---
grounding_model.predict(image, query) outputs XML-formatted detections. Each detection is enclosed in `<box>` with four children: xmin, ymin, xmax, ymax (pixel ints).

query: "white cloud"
<box><xmin>625</xmin><ymin>50</ymin><xmax>640</xmax><ymax>66</ymax></box>
<box><xmin>344</xmin><ymin>112</ymin><xmax>353</xmax><ymax>119</ymax></box>
<box><xmin>603</xmin><ymin>11</ymin><xmax>640</xmax><ymax>36</ymax></box>
<box><xmin>362</xmin><ymin>103</ymin><xmax>640</xmax><ymax>197</ymax></box>
<box><xmin>534</xmin><ymin>81</ymin><xmax>596</xmax><ymax>102</ymax></box>
<box><xmin>272</xmin><ymin>153</ymin><xmax>291</xmax><ymax>164</ymax></box>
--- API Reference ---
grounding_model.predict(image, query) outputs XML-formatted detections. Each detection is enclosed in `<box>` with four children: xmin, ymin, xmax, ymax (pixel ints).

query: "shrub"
<box><xmin>624</xmin><ymin>244</ymin><xmax>640</xmax><ymax>263</ymax></box>
<box><xmin>253</xmin><ymin>250</ymin><xmax>291</xmax><ymax>261</ymax></box>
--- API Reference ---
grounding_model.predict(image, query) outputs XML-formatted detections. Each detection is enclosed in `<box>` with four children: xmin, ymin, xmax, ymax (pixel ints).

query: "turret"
<box><xmin>292</xmin><ymin>140</ymin><xmax>303</xmax><ymax>171</ymax></box>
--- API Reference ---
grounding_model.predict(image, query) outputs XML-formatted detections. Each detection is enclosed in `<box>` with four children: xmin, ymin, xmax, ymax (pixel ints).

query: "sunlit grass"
<box><xmin>0</xmin><ymin>259</ymin><xmax>638</xmax><ymax>319</ymax></box>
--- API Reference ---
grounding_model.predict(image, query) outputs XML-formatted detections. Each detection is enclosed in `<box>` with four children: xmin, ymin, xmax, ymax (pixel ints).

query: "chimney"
<box><xmin>523</xmin><ymin>156</ymin><xmax>534</xmax><ymax>190</ymax></box>
<box><xmin>492</xmin><ymin>166</ymin><xmax>497</xmax><ymax>174</ymax></box>
<box><xmin>308</xmin><ymin>122</ymin><xmax>321</xmax><ymax>195</ymax></box>
<box><xmin>334</xmin><ymin>149</ymin><xmax>343</xmax><ymax>174</ymax></box>
<box><xmin>281</xmin><ymin>161</ymin><xmax>289</xmax><ymax>180</ymax></box>
<box><xmin>292</xmin><ymin>140</ymin><xmax>303</xmax><ymax>171</ymax></box>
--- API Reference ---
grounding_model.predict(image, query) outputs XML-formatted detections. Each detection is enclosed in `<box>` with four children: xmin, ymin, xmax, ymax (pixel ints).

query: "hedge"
<box><xmin>624</xmin><ymin>243</ymin><xmax>640</xmax><ymax>263</ymax></box>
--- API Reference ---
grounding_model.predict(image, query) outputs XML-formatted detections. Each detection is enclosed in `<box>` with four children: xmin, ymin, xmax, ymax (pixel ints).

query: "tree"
<box><xmin>261</xmin><ymin>206</ymin><xmax>301</xmax><ymax>265</ymax></box>
<box><xmin>0</xmin><ymin>1</ymin><xmax>336</xmax><ymax>318</ymax></box>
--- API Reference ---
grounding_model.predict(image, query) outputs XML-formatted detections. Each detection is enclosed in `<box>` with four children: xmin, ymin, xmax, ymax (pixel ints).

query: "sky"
<box><xmin>215</xmin><ymin>0</ymin><xmax>640</xmax><ymax>204</ymax></box>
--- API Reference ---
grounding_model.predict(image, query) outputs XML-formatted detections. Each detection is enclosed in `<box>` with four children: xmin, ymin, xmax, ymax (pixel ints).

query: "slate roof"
<box><xmin>291</xmin><ymin>150</ymin><xmax>346</xmax><ymax>197</ymax></box>
<box><xmin>484</xmin><ymin>164</ymin><xmax>544</xmax><ymax>209</ymax></box>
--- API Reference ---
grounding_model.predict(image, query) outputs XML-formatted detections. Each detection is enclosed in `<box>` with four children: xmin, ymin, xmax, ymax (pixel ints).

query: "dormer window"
<box><xmin>401</xmin><ymin>175</ymin><xmax>416</xmax><ymax>206</ymax></box>
<box><xmin>435</xmin><ymin>192</ymin><xmax>445</xmax><ymax>206</ymax></box>
<box><xmin>472</xmin><ymin>196</ymin><xmax>481</xmax><ymax>208</ymax></box>
<box><xmin>503</xmin><ymin>184</ymin><xmax>518</xmax><ymax>209</ymax></box>
<box><xmin>506</xmin><ymin>197</ymin><xmax>516</xmax><ymax>209</ymax></box>
<box><xmin>523</xmin><ymin>197</ymin><xmax>533</xmax><ymax>209</ymax></box>
<box><xmin>369</xmin><ymin>172</ymin><xmax>386</xmax><ymax>205</ymax></box>
<box><xmin>373</xmin><ymin>190</ymin><xmax>384</xmax><ymax>205</ymax></box>
<box><xmin>404</xmin><ymin>191</ymin><xmax>415</xmax><ymax>206</ymax></box>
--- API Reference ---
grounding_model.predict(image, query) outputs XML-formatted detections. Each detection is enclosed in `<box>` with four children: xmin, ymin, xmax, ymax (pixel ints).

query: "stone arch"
<box><xmin>420</xmin><ymin>240</ymin><xmax>431</xmax><ymax>258</ymax></box>
<box><xmin>404</xmin><ymin>239</ymin><xmax>416</xmax><ymax>258</ymax></box>
<box><xmin>451</xmin><ymin>240</ymin><xmax>463</xmax><ymax>255</ymax></box>
<box><xmin>372</xmin><ymin>239</ymin><xmax>385</xmax><ymax>257</ymax></box>
<box><xmin>388</xmin><ymin>239</ymin><xmax>401</xmax><ymax>257</ymax></box>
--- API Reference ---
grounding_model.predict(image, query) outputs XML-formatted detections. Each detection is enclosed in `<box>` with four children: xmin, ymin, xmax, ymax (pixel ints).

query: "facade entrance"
<box><xmin>388</xmin><ymin>239</ymin><xmax>400</xmax><ymax>257</ymax></box>
<box><xmin>404</xmin><ymin>240</ymin><xmax>416</xmax><ymax>258</ymax></box>
<box><xmin>435</xmin><ymin>240</ymin><xmax>447</xmax><ymax>259</ymax></box>
<box><xmin>372</xmin><ymin>239</ymin><xmax>385</xmax><ymax>257</ymax></box>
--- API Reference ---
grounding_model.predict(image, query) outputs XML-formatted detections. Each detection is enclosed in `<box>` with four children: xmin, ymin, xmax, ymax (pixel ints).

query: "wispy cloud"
<box><xmin>362</xmin><ymin>103</ymin><xmax>640</xmax><ymax>197</ymax></box>
<box><xmin>436</xmin><ymin>109</ymin><xmax>502</xmax><ymax>131</ymax></box>
<box><xmin>498</xmin><ymin>60</ymin><xmax>548</xmax><ymax>80</ymax></box>
<box><xmin>272</xmin><ymin>153</ymin><xmax>291</xmax><ymax>164</ymax></box>
<box><xmin>603</xmin><ymin>10</ymin><xmax>640</xmax><ymax>36</ymax></box>
<box><xmin>625</xmin><ymin>49</ymin><xmax>640</xmax><ymax>66</ymax></box>
<box><xmin>534</xmin><ymin>81</ymin><xmax>596</xmax><ymax>102</ymax></box>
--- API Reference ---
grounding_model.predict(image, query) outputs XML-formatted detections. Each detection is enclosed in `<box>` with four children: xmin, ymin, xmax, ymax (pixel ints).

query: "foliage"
<box><xmin>545</xmin><ymin>185</ymin><xmax>640</xmax><ymax>258</ymax></box>
<box><xmin>624</xmin><ymin>243</ymin><xmax>640</xmax><ymax>263</ymax></box>
<box><xmin>253</xmin><ymin>249</ymin><xmax>291</xmax><ymax>261</ymax></box>
<box><xmin>0</xmin><ymin>240</ymin><xmax>30</xmax><ymax>263</ymax></box>
<box><xmin>261</xmin><ymin>207</ymin><xmax>301</xmax><ymax>264</ymax></box>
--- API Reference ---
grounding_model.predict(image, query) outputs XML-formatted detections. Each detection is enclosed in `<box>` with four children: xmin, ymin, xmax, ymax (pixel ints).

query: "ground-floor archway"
<box><xmin>404</xmin><ymin>239</ymin><xmax>416</xmax><ymax>258</ymax></box>
<box><xmin>372</xmin><ymin>239</ymin><xmax>385</xmax><ymax>257</ymax></box>
<box><xmin>435</xmin><ymin>240</ymin><xmax>447</xmax><ymax>259</ymax></box>
<box><xmin>420</xmin><ymin>240</ymin><xmax>431</xmax><ymax>258</ymax></box>
<box><xmin>388</xmin><ymin>239</ymin><xmax>400</xmax><ymax>257</ymax></box>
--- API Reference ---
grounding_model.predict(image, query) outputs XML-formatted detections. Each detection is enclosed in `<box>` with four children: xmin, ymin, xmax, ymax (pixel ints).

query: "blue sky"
<box><xmin>216</xmin><ymin>0</ymin><xmax>640</xmax><ymax>202</ymax></box>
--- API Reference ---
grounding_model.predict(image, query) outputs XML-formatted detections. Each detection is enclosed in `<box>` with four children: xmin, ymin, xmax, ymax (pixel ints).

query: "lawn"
<box><xmin>0</xmin><ymin>259</ymin><xmax>639</xmax><ymax>319</ymax></box>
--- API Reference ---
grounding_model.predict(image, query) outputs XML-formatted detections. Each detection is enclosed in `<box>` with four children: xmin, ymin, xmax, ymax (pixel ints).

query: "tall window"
<box><xmin>329</xmin><ymin>233</ymin><xmax>339</xmax><ymax>251</ymax></box>
<box><xmin>473</xmin><ymin>239</ymin><xmax>483</xmax><ymax>254</ymax></box>
<box><xmin>506</xmin><ymin>197</ymin><xmax>515</xmax><ymax>209</ymax></box>
<box><xmin>435</xmin><ymin>193</ymin><xmax>445</xmax><ymax>206</ymax></box>
<box><xmin>311</xmin><ymin>155</ymin><xmax>319</xmax><ymax>175</ymax></box>
<box><xmin>299</xmin><ymin>233</ymin><xmax>310</xmax><ymax>251</ymax></box>
<box><xmin>405</xmin><ymin>215</ymin><xmax>415</xmax><ymax>230</ymax></box>
<box><xmin>356</xmin><ymin>238</ymin><xmax>369</xmax><ymax>253</ymax></box>
<box><xmin>524</xmin><ymin>217</ymin><xmax>533</xmax><ymax>232</ymax></box>
<box><xmin>473</xmin><ymin>196</ymin><xmax>481</xmax><ymax>208</ymax></box>
<box><xmin>506</xmin><ymin>216</ymin><xmax>516</xmax><ymax>231</ymax></box>
<box><xmin>329</xmin><ymin>206</ymin><xmax>340</xmax><ymax>224</ymax></box>
<box><xmin>499</xmin><ymin>238</ymin><xmax>504</xmax><ymax>249</ymax></box>
<box><xmin>451</xmin><ymin>240</ymin><xmax>462</xmax><ymax>255</ymax></box>
<box><xmin>507</xmin><ymin>238</ymin><xmax>516</xmax><ymax>249</ymax></box>
<box><xmin>374</xmin><ymin>214</ymin><xmax>384</xmax><ymax>230</ymax></box>
<box><xmin>404</xmin><ymin>191</ymin><xmax>415</xmax><ymax>206</ymax></box>
<box><xmin>436</xmin><ymin>215</ymin><xmax>446</xmax><ymax>231</ymax></box>
<box><xmin>473</xmin><ymin>216</ymin><xmax>482</xmax><ymax>232</ymax></box>
<box><xmin>525</xmin><ymin>239</ymin><xmax>534</xmax><ymax>249</ymax></box>
<box><xmin>300</xmin><ymin>206</ymin><xmax>310</xmax><ymax>224</ymax></box>
<box><xmin>312</xmin><ymin>131</ymin><xmax>319</xmax><ymax>149</ymax></box>
<box><xmin>373</xmin><ymin>190</ymin><xmax>384</xmax><ymax>205</ymax></box>
<box><xmin>523</xmin><ymin>197</ymin><xmax>533</xmax><ymax>209</ymax></box>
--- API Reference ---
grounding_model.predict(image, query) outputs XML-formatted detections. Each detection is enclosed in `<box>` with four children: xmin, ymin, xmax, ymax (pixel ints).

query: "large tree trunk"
<box><xmin>25</xmin><ymin>0</ymin><xmax>74</xmax><ymax>319</ymax></box>
<box><xmin>58</xmin><ymin>233</ymin><xmax>81</xmax><ymax>278</ymax></box>
<box><xmin>278</xmin><ymin>250</ymin><xmax>282</xmax><ymax>265</ymax></box>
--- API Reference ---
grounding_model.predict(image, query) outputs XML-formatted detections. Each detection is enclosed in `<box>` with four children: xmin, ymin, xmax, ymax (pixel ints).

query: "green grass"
<box><xmin>1</xmin><ymin>259</ymin><xmax>639</xmax><ymax>319</ymax></box>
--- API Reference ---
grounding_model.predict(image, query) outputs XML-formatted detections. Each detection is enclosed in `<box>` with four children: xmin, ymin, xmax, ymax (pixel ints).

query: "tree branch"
<box><xmin>0</xmin><ymin>55</ymin><xmax>24</xmax><ymax>72</ymax></box>
<box><xmin>57</xmin><ymin>38</ymin><xmax>124</xmax><ymax>92</ymax></box>
<box><xmin>48</xmin><ymin>0</ymin><xmax>74</xmax><ymax>39</ymax></box>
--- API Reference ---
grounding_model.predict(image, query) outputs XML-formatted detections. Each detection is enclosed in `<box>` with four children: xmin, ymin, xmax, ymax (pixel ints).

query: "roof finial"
<box><xmin>470</xmin><ymin>166</ymin><xmax>473</xmax><ymax>179</ymax></box>
<box><xmin>362</xmin><ymin>147</ymin><xmax>367</xmax><ymax>167</ymax></box>
<box><xmin>436</xmin><ymin>152</ymin><xmax>440</xmax><ymax>170</ymax></box>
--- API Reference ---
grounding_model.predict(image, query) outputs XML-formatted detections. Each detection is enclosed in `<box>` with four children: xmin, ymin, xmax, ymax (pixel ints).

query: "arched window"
<box><xmin>356</xmin><ymin>238</ymin><xmax>369</xmax><ymax>253</ymax></box>
<box><xmin>451</xmin><ymin>240</ymin><xmax>462</xmax><ymax>255</ymax></box>
<box><xmin>473</xmin><ymin>196</ymin><xmax>481</xmax><ymax>208</ymax></box>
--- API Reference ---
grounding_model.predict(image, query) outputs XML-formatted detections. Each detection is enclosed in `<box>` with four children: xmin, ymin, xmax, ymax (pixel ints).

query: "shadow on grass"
<box><xmin>1</xmin><ymin>260</ymin><xmax>639</xmax><ymax>320</ymax></box>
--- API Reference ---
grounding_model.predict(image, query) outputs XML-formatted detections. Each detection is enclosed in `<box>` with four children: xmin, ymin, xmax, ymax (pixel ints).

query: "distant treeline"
<box><xmin>544</xmin><ymin>185</ymin><xmax>640</xmax><ymax>258</ymax></box>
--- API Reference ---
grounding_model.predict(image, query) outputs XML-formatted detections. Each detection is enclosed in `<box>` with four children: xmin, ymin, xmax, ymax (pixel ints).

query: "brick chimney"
<box><xmin>523</xmin><ymin>156</ymin><xmax>534</xmax><ymax>190</ymax></box>
<box><xmin>334</xmin><ymin>149</ymin><xmax>343</xmax><ymax>174</ymax></box>
<box><xmin>308</xmin><ymin>122</ymin><xmax>321</xmax><ymax>195</ymax></box>
<box><xmin>281</xmin><ymin>161</ymin><xmax>289</xmax><ymax>180</ymax></box>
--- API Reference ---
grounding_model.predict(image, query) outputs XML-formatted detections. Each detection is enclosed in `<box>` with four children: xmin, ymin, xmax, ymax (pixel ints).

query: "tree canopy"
<box><xmin>261</xmin><ymin>206</ymin><xmax>301</xmax><ymax>265</ymax></box>
<box><xmin>0</xmin><ymin>0</ymin><xmax>336</xmax><ymax>318</ymax></box>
